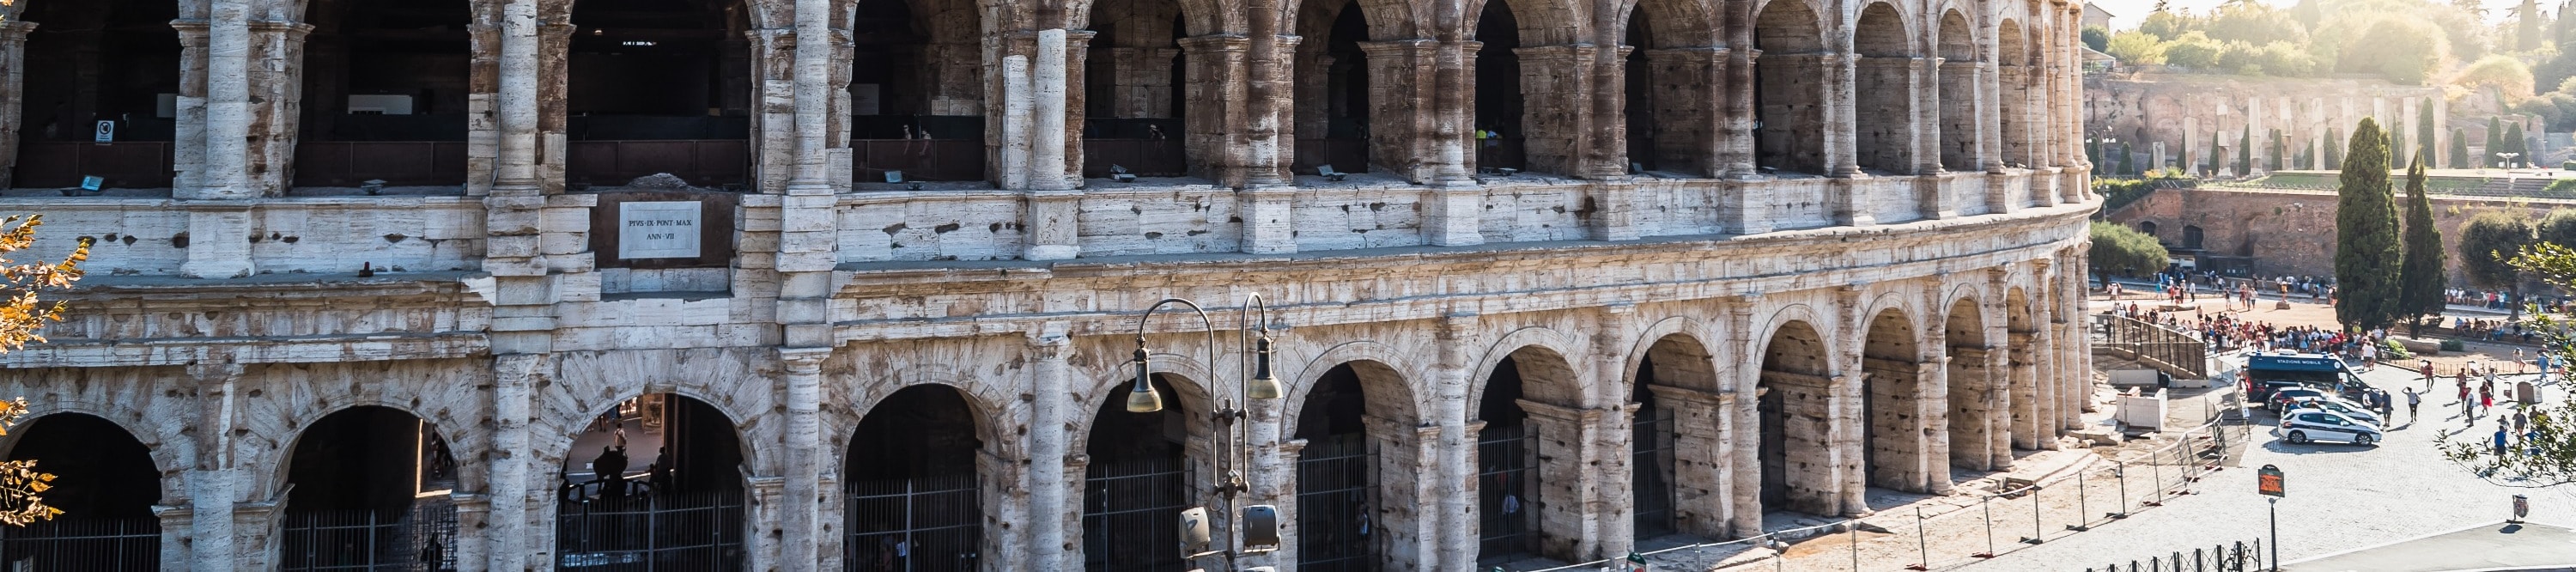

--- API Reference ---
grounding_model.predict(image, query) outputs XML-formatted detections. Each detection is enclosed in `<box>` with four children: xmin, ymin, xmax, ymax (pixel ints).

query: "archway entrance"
<box><xmin>279</xmin><ymin>406</ymin><xmax>461</xmax><ymax>570</ymax></box>
<box><xmin>0</xmin><ymin>414</ymin><xmax>161</xmax><ymax>569</ymax></box>
<box><xmin>1631</xmin><ymin>356</ymin><xmax>1677</xmax><ymax>539</ymax></box>
<box><xmin>1083</xmin><ymin>374</ymin><xmax>1197</xmax><ymax>572</ymax></box>
<box><xmin>847</xmin><ymin>385</ymin><xmax>985</xmax><ymax>571</ymax></box>
<box><xmin>1291</xmin><ymin>0</ymin><xmax>1373</xmax><ymax>176</ymax></box>
<box><xmin>1947</xmin><ymin>298</ymin><xmax>2003</xmax><ymax>471</ymax></box>
<box><xmin>1472</xmin><ymin>0</ymin><xmax>1525</xmax><ymax>173</ymax></box>
<box><xmin>1757</xmin><ymin>321</ymin><xmax>1835</xmax><ymax>515</ymax></box>
<box><xmin>11</xmin><ymin>0</ymin><xmax>180</xmax><ymax>190</ymax></box>
<box><xmin>292</xmin><ymin>0</ymin><xmax>473</xmax><ymax>189</ymax></box>
<box><xmin>565</xmin><ymin>0</ymin><xmax>753</xmax><ymax>187</ymax></box>
<box><xmin>1752</xmin><ymin>0</ymin><xmax>1825</xmax><ymax>174</ymax></box>
<box><xmin>847</xmin><ymin>0</ymin><xmax>988</xmax><ymax>184</ymax></box>
<box><xmin>554</xmin><ymin>393</ymin><xmax>747</xmax><ymax>569</ymax></box>
<box><xmin>1862</xmin><ymin>309</ymin><xmax>1929</xmax><ymax>492</ymax></box>
<box><xmin>1292</xmin><ymin>363</ymin><xmax>1394</xmax><ymax>571</ymax></box>
<box><xmin>1851</xmin><ymin>3</ymin><xmax>1913</xmax><ymax>175</ymax></box>
<box><xmin>1935</xmin><ymin>10</ymin><xmax>1978</xmax><ymax>172</ymax></box>
<box><xmin>1083</xmin><ymin>0</ymin><xmax>1193</xmax><ymax>179</ymax></box>
<box><xmin>1474</xmin><ymin>347</ymin><xmax>1581</xmax><ymax>566</ymax></box>
<box><xmin>1997</xmin><ymin>20</ymin><xmax>2030</xmax><ymax>168</ymax></box>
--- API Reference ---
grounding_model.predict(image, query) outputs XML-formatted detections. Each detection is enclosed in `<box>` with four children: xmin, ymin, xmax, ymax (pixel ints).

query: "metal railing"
<box><xmin>1519</xmin><ymin>417</ymin><xmax>2247</xmax><ymax>572</ymax></box>
<box><xmin>2081</xmin><ymin>539</ymin><xmax>2266</xmax><ymax>572</ymax></box>
<box><xmin>555</xmin><ymin>489</ymin><xmax>747</xmax><ymax>570</ymax></box>
<box><xmin>846</xmin><ymin>474</ymin><xmax>981</xmax><ymax>572</ymax></box>
<box><xmin>2094</xmin><ymin>313</ymin><xmax>2211</xmax><ymax>379</ymax></box>
<box><xmin>1081</xmin><ymin>457</ymin><xmax>1191</xmax><ymax>572</ymax></box>
<box><xmin>280</xmin><ymin>500</ymin><xmax>461</xmax><ymax>571</ymax></box>
<box><xmin>1295</xmin><ymin>433</ymin><xmax>1382</xmax><ymax>572</ymax></box>
<box><xmin>0</xmin><ymin>515</ymin><xmax>159</xmax><ymax>571</ymax></box>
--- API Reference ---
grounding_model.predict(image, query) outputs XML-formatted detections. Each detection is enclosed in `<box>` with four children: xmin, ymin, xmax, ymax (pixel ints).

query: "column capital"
<box><xmin>779</xmin><ymin>346</ymin><xmax>832</xmax><ymax>371</ymax></box>
<box><xmin>0</xmin><ymin>21</ymin><xmax>35</xmax><ymax>40</ymax></box>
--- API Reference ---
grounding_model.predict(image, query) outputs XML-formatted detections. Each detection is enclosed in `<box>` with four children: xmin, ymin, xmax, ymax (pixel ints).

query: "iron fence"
<box><xmin>280</xmin><ymin>499</ymin><xmax>461</xmax><ymax>571</ymax></box>
<box><xmin>1295</xmin><ymin>433</ymin><xmax>1382</xmax><ymax>572</ymax></box>
<box><xmin>555</xmin><ymin>489</ymin><xmax>747</xmax><ymax>570</ymax></box>
<box><xmin>1632</xmin><ymin>405</ymin><xmax>1678</xmax><ymax>539</ymax></box>
<box><xmin>2080</xmin><ymin>540</ymin><xmax>2265</xmax><ymax>572</ymax></box>
<box><xmin>1476</xmin><ymin>423</ymin><xmax>1537</xmax><ymax>566</ymax></box>
<box><xmin>2093</xmin><ymin>313</ymin><xmax>2211</xmax><ymax>379</ymax></box>
<box><xmin>846</xmin><ymin>474</ymin><xmax>981</xmax><ymax>572</ymax></box>
<box><xmin>1081</xmin><ymin>456</ymin><xmax>1190</xmax><ymax>572</ymax></box>
<box><xmin>0</xmin><ymin>515</ymin><xmax>158</xmax><ymax>571</ymax></box>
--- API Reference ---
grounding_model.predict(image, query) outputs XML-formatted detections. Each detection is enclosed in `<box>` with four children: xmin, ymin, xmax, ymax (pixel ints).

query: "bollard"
<box><xmin>2113</xmin><ymin>463</ymin><xmax>2131</xmax><ymax>519</ymax></box>
<box><xmin>1974</xmin><ymin>496</ymin><xmax>1996</xmax><ymax>558</ymax></box>
<box><xmin>2147</xmin><ymin>454</ymin><xmax>2166</xmax><ymax>507</ymax></box>
<box><xmin>1906</xmin><ymin>506</ymin><xmax>1929</xmax><ymax>570</ymax></box>
<box><xmin>2027</xmin><ymin>484</ymin><xmax>2045</xmax><ymax>544</ymax></box>
<box><xmin>2072</xmin><ymin>467</ymin><xmax>2092</xmax><ymax>531</ymax></box>
<box><xmin>1850</xmin><ymin>517</ymin><xmax>1861</xmax><ymax>572</ymax></box>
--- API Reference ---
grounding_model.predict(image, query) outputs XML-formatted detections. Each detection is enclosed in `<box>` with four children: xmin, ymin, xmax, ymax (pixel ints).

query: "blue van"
<box><xmin>2244</xmin><ymin>352</ymin><xmax>2366</xmax><ymax>402</ymax></box>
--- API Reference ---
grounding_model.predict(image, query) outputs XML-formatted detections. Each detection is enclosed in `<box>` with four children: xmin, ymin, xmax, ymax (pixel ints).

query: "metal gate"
<box><xmin>0</xmin><ymin>515</ymin><xmax>158</xmax><ymax>571</ymax></box>
<box><xmin>846</xmin><ymin>474</ymin><xmax>981</xmax><ymax>571</ymax></box>
<box><xmin>281</xmin><ymin>499</ymin><xmax>461</xmax><ymax>571</ymax></box>
<box><xmin>1631</xmin><ymin>405</ymin><xmax>1677</xmax><ymax>539</ymax></box>
<box><xmin>1476</xmin><ymin>423</ymin><xmax>1534</xmax><ymax>565</ymax></box>
<box><xmin>1295</xmin><ymin>433</ymin><xmax>1381</xmax><ymax>572</ymax></box>
<box><xmin>1081</xmin><ymin>456</ymin><xmax>1190</xmax><ymax>572</ymax></box>
<box><xmin>555</xmin><ymin>490</ymin><xmax>747</xmax><ymax>570</ymax></box>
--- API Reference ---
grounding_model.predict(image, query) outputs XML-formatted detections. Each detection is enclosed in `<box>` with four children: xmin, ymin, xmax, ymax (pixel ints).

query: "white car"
<box><xmin>2275</xmin><ymin>410</ymin><xmax>2383</xmax><ymax>446</ymax></box>
<box><xmin>2285</xmin><ymin>396</ymin><xmax>2385</xmax><ymax>428</ymax></box>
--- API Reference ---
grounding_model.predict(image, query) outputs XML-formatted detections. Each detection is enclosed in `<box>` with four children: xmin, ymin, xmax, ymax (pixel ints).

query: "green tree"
<box><xmin>2121</xmin><ymin>143</ymin><xmax>2137</xmax><ymax>175</ymax></box>
<box><xmin>2336</xmin><ymin>17</ymin><xmax>2450</xmax><ymax>84</ymax></box>
<box><xmin>2336</xmin><ymin>119</ymin><xmax>2404</xmax><ymax>329</ymax></box>
<box><xmin>2454</xmin><ymin>128</ymin><xmax>2471</xmax><ymax>168</ymax></box>
<box><xmin>2239</xmin><ymin>129</ymin><xmax>2254</xmax><ymax>174</ymax></box>
<box><xmin>2525</xmin><ymin>0</ymin><xmax>2548</xmax><ymax>52</ymax></box>
<box><xmin>2272</xmin><ymin>129</ymin><xmax>2287</xmax><ymax>171</ymax></box>
<box><xmin>2420</xmin><ymin>104</ymin><xmax>2439</xmax><ymax>167</ymax></box>
<box><xmin>2488</xmin><ymin>117</ymin><xmax>2506</xmax><ymax>167</ymax></box>
<box><xmin>2083</xmin><ymin>26</ymin><xmax>2111</xmax><ymax>52</ymax></box>
<box><xmin>2398</xmin><ymin>152</ymin><xmax>2449</xmax><ymax>336</ymax></box>
<box><xmin>2105</xmin><ymin>30</ymin><xmax>2169</xmax><ymax>64</ymax></box>
<box><xmin>2208</xmin><ymin>133</ymin><xmax>2225</xmax><ymax>176</ymax></box>
<box><xmin>2508</xmin><ymin>121</ymin><xmax>2531</xmax><ymax>166</ymax></box>
<box><xmin>2542</xmin><ymin>210</ymin><xmax>2576</xmax><ymax>251</ymax></box>
<box><xmin>2091</xmin><ymin>222</ymin><xmax>2171</xmax><ymax>287</ymax></box>
<box><xmin>2460</xmin><ymin>210</ymin><xmax>2536</xmax><ymax>318</ymax></box>
<box><xmin>2166</xmin><ymin>32</ymin><xmax>2227</xmax><ymax>69</ymax></box>
<box><xmin>2439</xmin><ymin>240</ymin><xmax>2576</xmax><ymax>482</ymax></box>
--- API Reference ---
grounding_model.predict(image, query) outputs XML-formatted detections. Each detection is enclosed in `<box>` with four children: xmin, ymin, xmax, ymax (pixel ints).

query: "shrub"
<box><xmin>2384</xmin><ymin>339</ymin><xmax>2415</xmax><ymax>360</ymax></box>
<box><xmin>2441</xmin><ymin>338</ymin><xmax>2466</xmax><ymax>352</ymax></box>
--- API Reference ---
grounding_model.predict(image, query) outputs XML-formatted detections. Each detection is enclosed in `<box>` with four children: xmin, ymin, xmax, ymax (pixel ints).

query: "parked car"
<box><xmin>2266</xmin><ymin>387</ymin><xmax>2327</xmax><ymax>414</ymax></box>
<box><xmin>2275</xmin><ymin>410</ymin><xmax>2383</xmax><ymax>445</ymax></box>
<box><xmin>2285</xmin><ymin>396</ymin><xmax>2385</xmax><ymax>428</ymax></box>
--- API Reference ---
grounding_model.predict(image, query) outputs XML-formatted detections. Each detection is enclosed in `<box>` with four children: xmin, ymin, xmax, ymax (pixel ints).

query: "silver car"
<box><xmin>2286</xmin><ymin>396</ymin><xmax>2385</xmax><ymax>428</ymax></box>
<box><xmin>2275</xmin><ymin>410</ymin><xmax>2383</xmax><ymax>446</ymax></box>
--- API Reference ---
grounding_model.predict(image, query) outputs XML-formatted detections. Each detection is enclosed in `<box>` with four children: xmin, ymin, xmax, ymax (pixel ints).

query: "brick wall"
<box><xmin>2102</xmin><ymin>186</ymin><xmax>2565</xmax><ymax>280</ymax></box>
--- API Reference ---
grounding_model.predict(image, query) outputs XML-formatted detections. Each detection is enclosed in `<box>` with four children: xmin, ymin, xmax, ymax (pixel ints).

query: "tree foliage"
<box><xmin>2398</xmin><ymin>154</ymin><xmax>2449</xmax><ymax>326</ymax></box>
<box><xmin>2459</xmin><ymin>210</ymin><xmax>2534</xmax><ymax>292</ymax></box>
<box><xmin>2106</xmin><ymin>30</ymin><xmax>2169</xmax><ymax>64</ymax></box>
<box><xmin>2455</xmin><ymin>54</ymin><xmax>2538</xmax><ymax>101</ymax></box>
<box><xmin>0</xmin><ymin>213</ymin><xmax>81</xmax><ymax>528</ymax></box>
<box><xmin>2083</xmin><ymin>26</ymin><xmax>2111</xmax><ymax>52</ymax></box>
<box><xmin>2419</xmin><ymin>103</ymin><xmax>2439</xmax><ymax>165</ymax></box>
<box><xmin>2452</xmin><ymin>127</ymin><xmax>2472</xmax><ymax>167</ymax></box>
<box><xmin>2336</xmin><ymin>119</ymin><xmax>2404</xmax><ymax>329</ymax></box>
<box><xmin>2092</xmin><ymin>222</ymin><xmax>2171</xmax><ymax>284</ymax></box>
<box><xmin>2440</xmin><ymin>240</ymin><xmax>2576</xmax><ymax>484</ymax></box>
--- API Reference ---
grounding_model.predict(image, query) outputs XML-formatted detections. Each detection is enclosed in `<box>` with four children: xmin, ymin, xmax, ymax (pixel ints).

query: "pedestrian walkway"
<box><xmin>2281</xmin><ymin>520</ymin><xmax>2576</xmax><ymax>572</ymax></box>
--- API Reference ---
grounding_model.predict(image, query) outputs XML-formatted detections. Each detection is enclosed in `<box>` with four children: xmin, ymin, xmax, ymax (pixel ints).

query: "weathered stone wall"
<box><xmin>2086</xmin><ymin>73</ymin><xmax>2448</xmax><ymax>173</ymax></box>
<box><xmin>2104</xmin><ymin>186</ymin><xmax>2561</xmax><ymax>280</ymax></box>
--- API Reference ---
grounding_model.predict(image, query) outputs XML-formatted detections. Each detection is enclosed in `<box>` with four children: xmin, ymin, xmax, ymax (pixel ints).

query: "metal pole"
<box><xmin>1917</xmin><ymin>506</ymin><xmax>1930</xmax><ymax>568</ymax></box>
<box><xmin>1852</xmin><ymin>517</ymin><xmax>1861</xmax><ymax>572</ymax></box>
<box><xmin>2074</xmin><ymin>468</ymin><xmax>2091</xmax><ymax>531</ymax></box>
<box><xmin>1977</xmin><ymin>496</ymin><xmax>1996</xmax><ymax>557</ymax></box>
<box><xmin>2030</xmin><ymin>484</ymin><xmax>2045</xmax><ymax>544</ymax></box>
<box><xmin>2114</xmin><ymin>464</ymin><xmax>2129</xmax><ymax>519</ymax></box>
<box><xmin>2269</xmin><ymin>498</ymin><xmax>2280</xmax><ymax>571</ymax></box>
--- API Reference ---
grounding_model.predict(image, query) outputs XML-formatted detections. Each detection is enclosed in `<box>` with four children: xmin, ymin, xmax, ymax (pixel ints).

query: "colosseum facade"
<box><xmin>0</xmin><ymin>0</ymin><xmax>2097</xmax><ymax>569</ymax></box>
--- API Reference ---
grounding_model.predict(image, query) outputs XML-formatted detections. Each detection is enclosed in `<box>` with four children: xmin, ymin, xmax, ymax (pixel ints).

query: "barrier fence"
<box><xmin>1523</xmin><ymin>417</ymin><xmax>2246</xmax><ymax>572</ymax></box>
<box><xmin>2079</xmin><ymin>540</ymin><xmax>2265</xmax><ymax>572</ymax></box>
<box><xmin>2093</xmin><ymin>313</ymin><xmax>2211</xmax><ymax>379</ymax></box>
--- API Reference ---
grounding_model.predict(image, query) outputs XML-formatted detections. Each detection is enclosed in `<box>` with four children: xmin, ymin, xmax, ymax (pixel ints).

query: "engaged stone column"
<box><xmin>1026</xmin><ymin>330</ymin><xmax>1074</xmax><ymax>569</ymax></box>
<box><xmin>1723</xmin><ymin>299</ymin><xmax>1765</xmax><ymax>538</ymax></box>
<box><xmin>1826</xmin><ymin>52</ymin><xmax>1861</xmax><ymax>179</ymax></box>
<box><xmin>1358</xmin><ymin>40</ymin><xmax>1444</xmax><ymax>183</ymax></box>
<box><xmin>1432</xmin><ymin>313</ymin><xmax>1480</xmax><ymax>569</ymax></box>
<box><xmin>0</xmin><ymin>21</ymin><xmax>33</xmax><ymax>189</ymax></box>
<box><xmin>780</xmin><ymin>349</ymin><xmax>829</xmax><ymax>568</ymax></box>
<box><xmin>246</xmin><ymin>21</ymin><xmax>311</xmax><ymax>194</ymax></box>
<box><xmin>1369</xmin><ymin>417</ymin><xmax>1442</xmax><ymax>571</ymax></box>
<box><xmin>186</xmin><ymin>363</ymin><xmax>242</xmax><ymax>571</ymax></box>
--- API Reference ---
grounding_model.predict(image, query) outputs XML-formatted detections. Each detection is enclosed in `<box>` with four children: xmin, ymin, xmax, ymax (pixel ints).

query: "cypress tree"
<box><xmin>2239</xmin><ymin>129</ymin><xmax>2254</xmax><ymax>175</ymax></box>
<box><xmin>2489</xmin><ymin>117</ymin><xmax>2505</xmax><ymax>167</ymax></box>
<box><xmin>2336</xmin><ymin>118</ymin><xmax>2404</xmax><ymax>330</ymax></box>
<box><xmin>2327</xmin><ymin>128</ymin><xmax>2344</xmax><ymax>168</ymax></box>
<box><xmin>2121</xmin><ymin>143</ymin><xmax>2136</xmax><ymax>175</ymax></box>
<box><xmin>2208</xmin><ymin>135</ymin><xmax>2224</xmax><ymax>176</ymax></box>
<box><xmin>2418</xmin><ymin>105</ymin><xmax>2438</xmax><ymax>167</ymax></box>
<box><xmin>2507</xmin><ymin>122</ymin><xmax>2530</xmax><ymax>167</ymax></box>
<box><xmin>2524</xmin><ymin>0</ymin><xmax>2544</xmax><ymax>52</ymax></box>
<box><xmin>2271</xmin><ymin>129</ymin><xmax>2286</xmax><ymax>172</ymax></box>
<box><xmin>2453</xmin><ymin>128</ymin><xmax>2473</xmax><ymax>168</ymax></box>
<box><xmin>2398</xmin><ymin>150</ymin><xmax>2448</xmax><ymax>336</ymax></box>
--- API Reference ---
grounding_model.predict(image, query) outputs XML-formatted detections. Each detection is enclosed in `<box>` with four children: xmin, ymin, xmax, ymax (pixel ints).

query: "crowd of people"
<box><xmin>2114</xmin><ymin>302</ymin><xmax>2389</xmax><ymax>361</ymax></box>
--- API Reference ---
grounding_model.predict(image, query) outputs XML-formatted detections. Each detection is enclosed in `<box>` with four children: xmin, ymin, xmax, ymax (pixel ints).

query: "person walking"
<box><xmin>2405</xmin><ymin>387</ymin><xmax>2421</xmax><ymax>422</ymax></box>
<box><xmin>2494</xmin><ymin>423</ymin><xmax>2512</xmax><ymax>455</ymax></box>
<box><xmin>2427</xmin><ymin>360</ymin><xmax>2439</xmax><ymax>392</ymax></box>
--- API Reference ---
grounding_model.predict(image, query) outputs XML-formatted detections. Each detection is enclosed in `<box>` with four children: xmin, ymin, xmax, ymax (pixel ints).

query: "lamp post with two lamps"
<box><xmin>1124</xmin><ymin>295</ymin><xmax>1287</xmax><ymax>571</ymax></box>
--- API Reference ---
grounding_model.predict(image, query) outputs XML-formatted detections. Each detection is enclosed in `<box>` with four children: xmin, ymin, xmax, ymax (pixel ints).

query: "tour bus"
<box><xmin>2243</xmin><ymin>352</ymin><xmax>2366</xmax><ymax>403</ymax></box>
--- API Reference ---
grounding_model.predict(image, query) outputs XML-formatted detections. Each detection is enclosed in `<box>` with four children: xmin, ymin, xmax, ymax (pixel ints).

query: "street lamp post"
<box><xmin>1127</xmin><ymin>295</ymin><xmax>1285</xmax><ymax>571</ymax></box>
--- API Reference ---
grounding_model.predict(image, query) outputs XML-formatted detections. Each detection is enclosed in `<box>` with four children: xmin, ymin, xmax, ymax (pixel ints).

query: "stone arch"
<box><xmin>1621</xmin><ymin>317</ymin><xmax>1716</xmax><ymax>392</ymax></box>
<box><xmin>1471</xmin><ymin>341</ymin><xmax>1587</xmax><ymax>564</ymax></box>
<box><xmin>844</xmin><ymin>383</ymin><xmax>993</xmax><ymax>571</ymax></box>
<box><xmin>1753</xmin><ymin>318</ymin><xmax>1836</xmax><ymax>515</ymax></box>
<box><xmin>1283</xmin><ymin>341</ymin><xmax>1428</xmax><ymax>428</ymax></box>
<box><xmin>1753</xmin><ymin>0</ymin><xmax>1827</xmax><ymax>173</ymax></box>
<box><xmin>3</xmin><ymin>412</ymin><xmax>168</xmax><ymax>520</ymax></box>
<box><xmin>534</xmin><ymin>356</ymin><xmax>779</xmax><ymax>487</ymax></box>
<box><xmin>1284</xmin><ymin>357</ymin><xmax>1419</xmax><ymax>571</ymax></box>
<box><xmin>1943</xmin><ymin>295</ymin><xmax>2008</xmax><ymax>470</ymax></box>
<box><xmin>1852</xmin><ymin>1</ymin><xmax>1914</xmax><ymax>174</ymax></box>
<box><xmin>2</xmin><ymin>397</ymin><xmax>190</xmax><ymax>504</ymax></box>
<box><xmin>1861</xmin><ymin>307</ymin><xmax>1934</xmax><ymax>493</ymax></box>
<box><xmin>1935</xmin><ymin>8</ymin><xmax>1980</xmax><ymax>172</ymax></box>
<box><xmin>550</xmin><ymin>391</ymin><xmax>756</xmax><ymax>569</ymax></box>
<box><xmin>275</xmin><ymin>405</ymin><xmax>465</xmax><ymax>569</ymax></box>
<box><xmin>1620</xmin><ymin>0</ymin><xmax>1720</xmax><ymax>174</ymax></box>
<box><xmin>1629</xmin><ymin>331</ymin><xmax>1712</xmax><ymax>539</ymax></box>
<box><xmin>836</xmin><ymin>373</ymin><xmax>1017</xmax><ymax>461</ymax></box>
<box><xmin>1467</xmin><ymin>328</ymin><xmax>1589</xmax><ymax>409</ymax></box>
<box><xmin>1996</xmin><ymin>17</ymin><xmax>2034</xmax><ymax>168</ymax></box>
<box><xmin>268</xmin><ymin>402</ymin><xmax>471</xmax><ymax>503</ymax></box>
<box><xmin>1076</xmin><ymin>366</ymin><xmax>1217</xmax><ymax>572</ymax></box>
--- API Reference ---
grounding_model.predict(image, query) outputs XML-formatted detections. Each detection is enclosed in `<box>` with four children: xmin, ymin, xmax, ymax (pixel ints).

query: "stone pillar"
<box><xmin>1722</xmin><ymin>298</ymin><xmax>1765</xmax><ymax>538</ymax></box>
<box><xmin>0</xmin><ymin>21</ymin><xmax>33</xmax><ymax>188</ymax></box>
<box><xmin>1027</xmin><ymin>329</ymin><xmax>1074</xmax><ymax>569</ymax></box>
<box><xmin>1649</xmin><ymin>385</ymin><xmax>1734</xmax><ymax>539</ymax></box>
<box><xmin>1916</xmin><ymin>321</ymin><xmax>1953</xmax><ymax>494</ymax></box>
<box><xmin>1432</xmin><ymin>313</ymin><xmax>1480</xmax><ymax>569</ymax></box>
<box><xmin>1826</xmin><ymin>52</ymin><xmax>1861</xmax><ymax>179</ymax></box>
<box><xmin>2007</xmin><ymin>332</ymin><xmax>2039</xmax><ymax>449</ymax></box>
<box><xmin>487</xmin><ymin>354</ymin><xmax>544</xmax><ymax>571</ymax></box>
<box><xmin>1831</xmin><ymin>287</ymin><xmax>1868</xmax><ymax>515</ymax></box>
<box><xmin>1516</xmin><ymin>399</ymin><xmax>1607</xmax><ymax>562</ymax></box>
<box><xmin>449</xmin><ymin>495</ymin><xmax>489</xmax><ymax>571</ymax></box>
<box><xmin>1177</xmin><ymin>36</ymin><xmax>1244</xmax><ymax>184</ymax></box>
<box><xmin>1587</xmin><ymin>44</ymin><xmax>1631</xmax><ymax>179</ymax></box>
<box><xmin>246</xmin><ymin>20</ymin><xmax>311</xmax><ymax>194</ymax></box>
<box><xmin>1358</xmin><ymin>40</ymin><xmax>1443</xmax><ymax>183</ymax></box>
<box><xmin>174</xmin><ymin>21</ymin><xmax>210</xmax><ymax>193</ymax></box>
<box><xmin>1431</xmin><ymin>40</ymin><xmax>1478</xmax><ymax>186</ymax></box>
<box><xmin>1514</xmin><ymin>44</ymin><xmax>1600</xmax><ymax>177</ymax></box>
<box><xmin>1720</xmin><ymin>0</ymin><xmax>1759</xmax><ymax>180</ymax></box>
<box><xmin>187</xmin><ymin>363</ymin><xmax>242</xmax><ymax>571</ymax></box>
<box><xmin>1021</xmin><ymin>29</ymin><xmax>1082</xmax><ymax>260</ymax></box>
<box><xmin>197</xmin><ymin>0</ymin><xmax>253</xmax><ymax>199</ymax></box>
<box><xmin>2434</xmin><ymin>97</ymin><xmax>2449</xmax><ymax>167</ymax></box>
<box><xmin>779</xmin><ymin>349</ymin><xmax>829</xmax><ymax>568</ymax></box>
<box><xmin>1370</xmin><ymin>418</ymin><xmax>1442</xmax><ymax>571</ymax></box>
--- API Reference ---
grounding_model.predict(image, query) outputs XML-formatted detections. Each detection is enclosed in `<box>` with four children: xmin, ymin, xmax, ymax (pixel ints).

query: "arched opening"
<box><xmin>1935</xmin><ymin>10</ymin><xmax>1978</xmax><ymax>172</ymax></box>
<box><xmin>292</xmin><ymin>0</ymin><xmax>473</xmax><ymax>190</ymax></box>
<box><xmin>1756</xmin><ymin>320</ymin><xmax>1835</xmax><ymax>515</ymax></box>
<box><xmin>1630</xmin><ymin>337</ymin><xmax>1710</xmax><ymax>539</ymax></box>
<box><xmin>554</xmin><ymin>393</ymin><xmax>748</xmax><ymax>569</ymax></box>
<box><xmin>1084</xmin><ymin>374</ymin><xmax>1200</xmax><ymax>572</ymax></box>
<box><xmin>2136</xmin><ymin>220</ymin><xmax>2157</xmax><ymax>239</ymax></box>
<box><xmin>2006</xmin><ymin>289</ymin><xmax>2042</xmax><ymax>449</ymax></box>
<box><xmin>847</xmin><ymin>0</ymin><xmax>989</xmax><ymax>184</ymax></box>
<box><xmin>1862</xmin><ymin>308</ymin><xmax>1929</xmax><ymax>493</ymax></box>
<box><xmin>1851</xmin><ymin>3</ymin><xmax>1913</xmax><ymax>174</ymax></box>
<box><xmin>1082</xmin><ymin>0</ymin><xmax>1193</xmax><ymax>180</ymax></box>
<box><xmin>1473</xmin><ymin>347</ymin><xmax>1581</xmax><ymax>566</ymax></box>
<box><xmin>1473</xmin><ymin>0</ymin><xmax>1525</xmax><ymax>173</ymax></box>
<box><xmin>2183</xmin><ymin>225</ymin><xmax>2204</xmax><ymax>250</ymax></box>
<box><xmin>565</xmin><ymin>0</ymin><xmax>753</xmax><ymax>188</ymax></box>
<box><xmin>11</xmin><ymin>0</ymin><xmax>181</xmax><ymax>191</ymax></box>
<box><xmin>1946</xmin><ymin>298</ymin><xmax>2002</xmax><ymax>471</ymax></box>
<box><xmin>1752</xmin><ymin>0</ymin><xmax>1825</xmax><ymax>174</ymax></box>
<box><xmin>847</xmin><ymin>385</ymin><xmax>985</xmax><ymax>571</ymax></box>
<box><xmin>0</xmin><ymin>413</ymin><xmax>161</xmax><ymax>569</ymax></box>
<box><xmin>1291</xmin><ymin>0</ymin><xmax>1374</xmax><ymax>176</ymax></box>
<box><xmin>279</xmin><ymin>406</ymin><xmax>461</xmax><ymax>570</ymax></box>
<box><xmin>1292</xmin><ymin>362</ymin><xmax>1418</xmax><ymax>571</ymax></box>
<box><xmin>1996</xmin><ymin>19</ymin><xmax>2031</xmax><ymax>169</ymax></box>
